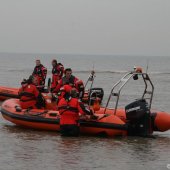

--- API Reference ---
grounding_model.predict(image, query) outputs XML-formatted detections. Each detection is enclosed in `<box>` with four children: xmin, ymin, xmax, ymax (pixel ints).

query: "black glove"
<box><xmin>86</xmin><ymin>109</ymin><xmax>93</xmax><ymax>115</ymax></box>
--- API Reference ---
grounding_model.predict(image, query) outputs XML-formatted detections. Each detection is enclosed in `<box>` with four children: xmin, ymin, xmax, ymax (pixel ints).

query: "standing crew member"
<box><xmin>54</xmin><ymin>68</ymin><xmax>79</xmax><ymax>93</ymax></box>
<box><xmin>18</xmin><ymin>76</ymin><xmax>45</xmax><ymax>109</ymax></box>
<box><xmin>51</xmin><ymin>59</ymin><xmax>64</xmax><ymax>92</ymax></box>
<box><xmin>58</xmin><ymin>88</ymin><xmax>93</xmax><ymax>136</ymax></box>
<box><xmin>32</xmin><ymin>59</ymin><xmax>47</xmax><ymax>90</ymax></box>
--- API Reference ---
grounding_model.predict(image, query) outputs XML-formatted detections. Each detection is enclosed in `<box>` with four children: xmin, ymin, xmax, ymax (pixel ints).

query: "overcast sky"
<box><xmin>0</xmin><ymin>0</ymin><xmax>169</xmax><ymax>56</ymax></box>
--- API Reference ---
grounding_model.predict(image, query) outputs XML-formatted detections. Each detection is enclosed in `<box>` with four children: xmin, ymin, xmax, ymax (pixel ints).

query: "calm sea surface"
<box><xmin>0</xmin><ymin>53</ymin><xmax>170</xmax><ymax>170</ymax></box>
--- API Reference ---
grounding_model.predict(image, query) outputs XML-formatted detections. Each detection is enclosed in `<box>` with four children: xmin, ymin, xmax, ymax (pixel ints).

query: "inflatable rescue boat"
<box><xmin>1</xmin><ymin>69</ymin><xmax>170</xmax><ymax>137</ymax></box>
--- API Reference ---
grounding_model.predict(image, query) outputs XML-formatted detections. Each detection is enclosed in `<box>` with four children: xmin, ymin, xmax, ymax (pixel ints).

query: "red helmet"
<box><xmin>60</xmin><ymin>84</ymin><xmax>73</xmax><ymax>93</ymax></box>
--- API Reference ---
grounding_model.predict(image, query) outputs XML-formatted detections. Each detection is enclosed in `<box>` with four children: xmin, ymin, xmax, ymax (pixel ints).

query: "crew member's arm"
<box><xmin>51</xmin><ymin>74</ymin><xmax>58</xmax><ymax>89</ymax></box>
<box><xmin>59</xmin><ymin>63</ymin><xmax>64</xmax><ymax>79</ymax></box>
<box><xmin>42</xmin><ymin>67</ymin><xmax>47</xmax><ymax>80</ymax></box>
<box><xmin>33</xmin><ymin>86</ymin><xmax>40</xmax><ymax>98</ymax></box>
<box><xmin>59</xmin><ymin>64</ymin><xmax>64</xmax><ymax>78</ymax></box>
<box><xmin>78</xmin><ymin>101</ymin><xmax>93</xmax><ymax>115</ymax></box>
<box><xmin>33</xmin><ymin>86</ymin><xmax>45</xmax><ymax>108</ymax></box>
<box><xmin>32</xmin><ymin>67</ymin><xmax>36</xmax><ymax>76</ymax></box>
<box><xmin>53</xmin><ymin>79</ymin><xmax>62</xmax><ymax>93</ymax></box>
<box><xmin>74</xmin><ymin>77</ymin><xmax>79</xmax><ymax>85</ymax></box>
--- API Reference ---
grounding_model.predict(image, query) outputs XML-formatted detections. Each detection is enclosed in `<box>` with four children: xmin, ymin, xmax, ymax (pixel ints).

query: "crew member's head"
<box><xmin>52</xmin><ymin>59</ymin><xmax>57</xmax><ymax>67</ymax></box>
<box><xmin>65</xmin><ymin>68</ymin><xmax>72</xmax><ymax>79</ymax></box>
<box><xmin>27</xmin><ymin>75</ymin><xmax>38</xmax><ymax>85</ymax></box>
<box><xmin>36</xmin><ymin>59</ymin><xmax>41</xmax><ymax>66</ymax></box>
<box><xmin>21</xmin><ymin>79</ymin><xmax>28</xmax><ymax>87</ymax></box>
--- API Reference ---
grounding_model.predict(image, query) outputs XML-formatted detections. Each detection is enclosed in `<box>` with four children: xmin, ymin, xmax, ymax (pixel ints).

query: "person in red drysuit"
<box><xmin>32</xmin><ymin>59</ymin><xmax>47</xmax><ymax>91</ymax></box>
<box><xmin>18</xmin><ymin>76</ymin><xmax>45</xmax><ymax>109</ymax></box>
<box><xmin>51</xmin><ymin>59</ymin><xmax>64</xmax><ymax>92</ymax></box>
<box><xmin>53</xmin><ymin>68</ymin><xmax>79</xmax><ymax>93</ymax></box>
<box><xmin>58</xmin><ymin>88</ymin><xmax>93</xmax><ymax>136</ymax></box>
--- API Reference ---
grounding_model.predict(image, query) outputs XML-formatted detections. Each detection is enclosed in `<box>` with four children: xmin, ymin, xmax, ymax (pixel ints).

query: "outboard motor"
<box><xmin>125</xmin><ymin>99</ymin><xmax>152</xmax><ymax>137</ymax></box>
<box><xmin>89</xmin><ymin>88</ymin><xmax>104</xmax><ymax>105</ymax></box>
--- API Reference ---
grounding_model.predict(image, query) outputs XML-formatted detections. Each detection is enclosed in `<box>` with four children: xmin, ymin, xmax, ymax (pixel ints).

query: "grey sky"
<box><xmin>0</xmin><ymin>0</ymin><xmax>170</xmax><ymax>56</ymax></box>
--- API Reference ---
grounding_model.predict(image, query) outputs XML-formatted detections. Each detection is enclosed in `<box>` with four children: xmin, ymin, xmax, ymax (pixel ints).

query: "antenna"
<box><xmin>84</xmin><ymin>62</ymin><xmax>95</xmax><ymax>89</ymax></box>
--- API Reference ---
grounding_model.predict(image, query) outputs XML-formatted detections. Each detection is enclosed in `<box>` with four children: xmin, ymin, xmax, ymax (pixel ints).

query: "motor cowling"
<box><xmin>125</xmin><ymin>99</ymin><xmax>152</xmax><ymax>137</ymax></box>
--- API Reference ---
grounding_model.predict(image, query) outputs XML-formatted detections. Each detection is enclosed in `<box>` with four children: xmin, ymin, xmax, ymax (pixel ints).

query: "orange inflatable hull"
<box><xmin>0</xmin><ymin>99</ymin><xmax>127</xmax><ymax>137</ymax></box>
<box><xmin>1</xmin><ymin>98</ymin><xmax>170</xmax><ymax>136</ymax></box>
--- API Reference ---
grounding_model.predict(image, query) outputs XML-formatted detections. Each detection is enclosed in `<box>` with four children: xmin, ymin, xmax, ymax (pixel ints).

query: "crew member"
<box><xmin>56</xmin><ymin>84</ymin><xmax>73</xmax><ymax>103</ymax></box>
<box><xmin>32</xmin><ymin>59</ymin><xmax>47</xmax><ymax>89</ymax></box>
<box><xmin>58</xmin><ymin>88</ymin><xmax>93</xmax><ymax>136</ymax></box>
<box><xmin>51</xmin><ymin>59</ymin><xmax>64</xmax><ymax>92</ymax></box>
<box><xmin>18</xmin><ymin>76</ymin><xmax>45</xmax><ymax>109</ymax></box>
<box><xmin>53</xmin><ymin>68</ymin><xmax>79</xmax><ymax>93</ymax></box>
<box><xmin>75</xmin><ymin>80</ymin><xmax>85</xmax><ymax>100</ymax></box>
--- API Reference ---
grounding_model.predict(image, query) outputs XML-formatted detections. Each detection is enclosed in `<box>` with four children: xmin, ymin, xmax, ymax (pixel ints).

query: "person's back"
<box><xmin>19</xmin><ymin>81</ymin><xmax>39</xmax><ymax>109</ymax></box>
<box><xmin>58</xmin><ymin>97</ymin><xmax>80</xmax><ymax>125</ymax></box>
<box><xmin>58</xmin><ymin>89</ymin><xmax>83</xmax><ymax>136</ymax></box>
<box><xmin>58</xmin><ymin>89</ymin><xmax>93</xmax><ymax>136</ymax></box>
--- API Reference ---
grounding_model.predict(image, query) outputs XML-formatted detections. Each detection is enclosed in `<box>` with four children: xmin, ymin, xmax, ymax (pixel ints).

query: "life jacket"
<box><xmin>58</xmin><ymin>97</ymin><xmax>81</xmax><ymax>125</ymax></box>
<box><xmin>18</xmin><ymin>84</ymin><xmax>40</xmax><ymax>109</ymax></box>
<box><xmin>32</xmin><ymin>64</ymin><xmax>47</xmax><ymax>85</ymax></box>
<box><xmin>51</xmin><ymin>63</ymin><xmax>64</xmax><ymax>89</ymax></box>
<box><xmin>62</xmin><ymin>75</ymin><xmax>78</xmax><ymax>86</ymax></box>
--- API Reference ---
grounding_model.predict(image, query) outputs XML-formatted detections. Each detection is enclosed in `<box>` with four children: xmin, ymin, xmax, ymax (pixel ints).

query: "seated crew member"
<box><xmin>53</xmin><ymin>68</ymin><xmax>79</xmax><ymax>93</ymax></box>
<box><xmin>51</xmin><ymin>59</ymin><xmax>64</xmax><ymax>92</ymax></box>
<box><xmin>18</xmin><ymin>76</ymin><xmax>45</xmax><ymax>109</ymax></box>
<box><xmin>32</xmin><ymin>59</ymin><xmax>47</xmax><ymax>90</ymax></box>
<box><xmin>58</xmin><ymin>88</ymin><xmax>93</xmax><ymax>137</ymax></box>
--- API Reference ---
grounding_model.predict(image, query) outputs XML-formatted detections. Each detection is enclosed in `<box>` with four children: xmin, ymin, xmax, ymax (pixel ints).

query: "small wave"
<box><xmin>4</xmin><ymin>69</ymin><xmax>128</xmax><ymax>74</ymax></box>
<box><xmin>3</xmin><ymin>69</ymin><xmax>170</xmax><ymax>75</ymax></box>
<box><xmin>74</xmin><ymin>70</ymin><xmax>128</xmax><ymax>74</ymax></box>
<box><xmin>7</xmin><ymin>69</ymin><xmax>32</xmax><ymax>72</ymax></box>
<box><xmin>149</xmin><ymin>72</ymin><xmax>170</xmax><ymax>75</ymax></box>
<box><xmin>74</xmin><ymin>70</ymin><xmax>170</xmax><ymax>75</ymax></box>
